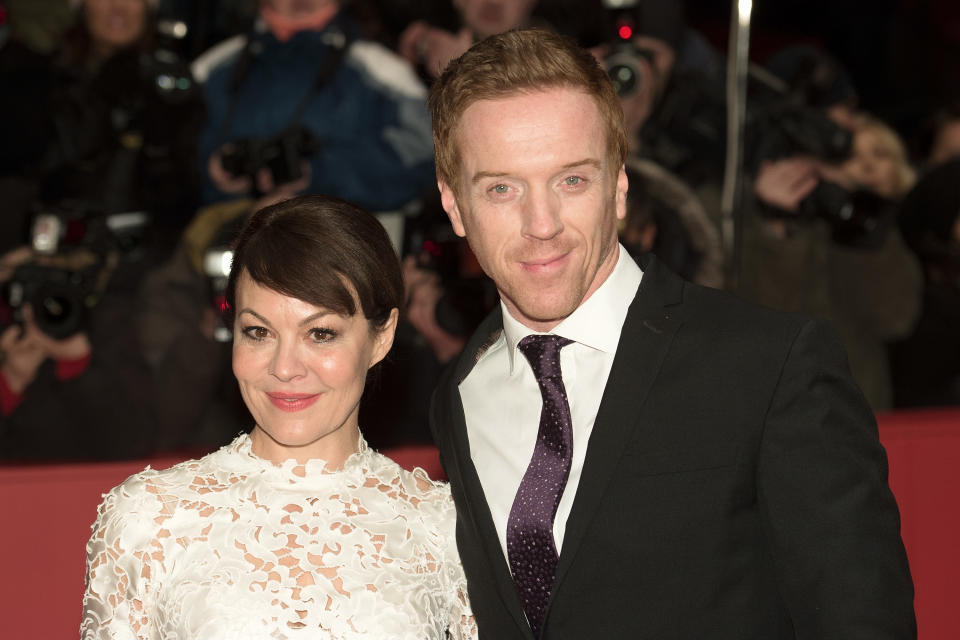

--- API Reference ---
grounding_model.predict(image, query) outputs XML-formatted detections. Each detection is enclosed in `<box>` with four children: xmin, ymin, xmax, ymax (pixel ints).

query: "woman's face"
<box><xmin>84</xmin><ymin>0</ymin><xmax>148</xmax><ymax>55</ymax></box>
<box><xmin>842</xmin><ymin>127</ymin><xmax>901</xmax><ymax>199</ymax></box>
<box><xmin>232</xmin><ymin>272</ymin><xmax>397</xmax><ymax>466</ymax></box>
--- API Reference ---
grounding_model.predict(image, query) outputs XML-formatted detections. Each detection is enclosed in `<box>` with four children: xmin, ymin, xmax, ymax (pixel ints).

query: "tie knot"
<box><xmin>518</xmin><ymin>334</ymin><xmax>572</xmax><ymax>381</ymax></box>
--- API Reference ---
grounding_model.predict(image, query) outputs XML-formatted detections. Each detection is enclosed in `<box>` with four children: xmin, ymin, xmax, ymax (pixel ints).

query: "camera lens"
<box><xmin>32</xmin><ymin>284</ymin><xmax>85</xmax><ymax>340</ymax></box>
<box><xmin>605</xmin><ymin>52</ymin><xmax>641</xmax><ymax>97</ymax></box>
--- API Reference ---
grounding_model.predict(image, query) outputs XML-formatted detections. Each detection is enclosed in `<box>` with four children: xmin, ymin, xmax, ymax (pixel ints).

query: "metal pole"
<box><xmin>720</xmin><ymin>0</ymin><xmax>754</xmax><ymax>289</ymax></box>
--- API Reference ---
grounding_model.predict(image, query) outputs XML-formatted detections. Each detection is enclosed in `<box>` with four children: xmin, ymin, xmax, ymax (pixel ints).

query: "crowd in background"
<box><xmin>0</xmin><ymin>0</ymin><xmax>958</xmax><ymax>461</ymax></box>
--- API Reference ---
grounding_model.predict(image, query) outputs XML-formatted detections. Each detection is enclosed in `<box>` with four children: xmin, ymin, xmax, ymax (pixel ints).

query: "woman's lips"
<box><xmin>266</xmin><ymin>392</ymin><xmax>321</xmax><ymax>412</ymax></box>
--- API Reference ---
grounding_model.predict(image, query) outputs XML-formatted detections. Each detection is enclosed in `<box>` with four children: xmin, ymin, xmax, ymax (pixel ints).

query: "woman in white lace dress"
<box><xmin>81</xmin><ymin>195</ymin><xmax>477</xmax><ymax>639</ymax></box>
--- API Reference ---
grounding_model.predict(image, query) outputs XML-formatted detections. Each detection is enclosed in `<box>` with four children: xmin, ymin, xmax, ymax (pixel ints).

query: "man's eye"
<box><xmin>564</xmin><ymin>176</ymin><xmax>583</xmax><ymax>186</ymax></box>
<box><xmin>491</xmin><ymin>184</ymin><xmax>510</xmax><ymax>194</ymax></box>
<box><xmin>242</xmin><ymin>326</ymin><xmax>269</xmax><ymax>341</ymax></box>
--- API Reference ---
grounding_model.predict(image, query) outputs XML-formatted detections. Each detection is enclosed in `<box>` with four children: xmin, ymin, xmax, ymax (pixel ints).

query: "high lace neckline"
<box><xmin>216</xmin><ymin>432</ymin><xmax>377</xmax><ymax>485</ymax></box>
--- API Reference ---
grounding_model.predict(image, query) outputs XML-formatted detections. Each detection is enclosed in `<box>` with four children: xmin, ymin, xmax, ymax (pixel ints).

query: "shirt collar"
<box><xmin>499</xmin><ymin>244</ymin><xmax>643</xmax><ymax>375</ymax></box>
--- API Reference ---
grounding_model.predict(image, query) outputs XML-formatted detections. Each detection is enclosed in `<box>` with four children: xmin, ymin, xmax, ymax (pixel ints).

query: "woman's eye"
<box><xmin>309</xmin><ymin>328</ymin><xmax>336</xmax><ymax>343</ymax></box>
<box><xmin>242</xmin><ymin>326</ymin><xmax>269</xmax><ymax>341</ymax></box>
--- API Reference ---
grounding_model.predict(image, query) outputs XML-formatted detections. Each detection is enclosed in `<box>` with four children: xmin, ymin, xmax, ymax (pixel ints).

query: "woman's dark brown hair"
<box><xmin>224</xmin><ymin>195</ymin><xmax>403</xmax><ymax>331</ymax></box>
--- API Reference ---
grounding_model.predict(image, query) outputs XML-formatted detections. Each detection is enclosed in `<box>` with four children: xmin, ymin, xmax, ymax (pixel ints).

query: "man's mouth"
<box><xmin>520</xmin><ymin>252</ymin><xmax>570</xmax><ymax>274</ymax></box>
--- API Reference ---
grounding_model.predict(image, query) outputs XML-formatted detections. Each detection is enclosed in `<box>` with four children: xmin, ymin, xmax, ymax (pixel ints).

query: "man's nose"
<box><xmin>520</xmin><ymin>188</ymin><xmax>564</xmax><ymax>240</ymax></box>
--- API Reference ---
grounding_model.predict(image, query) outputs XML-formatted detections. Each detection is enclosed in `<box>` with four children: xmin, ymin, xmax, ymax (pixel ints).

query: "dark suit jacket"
<box><xmin>430</xmin><ymin>254</ymin><xmax>915</xmax><ymax>639</ymax></box>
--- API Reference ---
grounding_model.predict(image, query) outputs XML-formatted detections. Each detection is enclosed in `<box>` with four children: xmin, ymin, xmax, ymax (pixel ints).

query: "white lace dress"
<box><xmin>81</xmin><ymin>434</ymin><xmax>476</xmax><ymax>639</ymax></box>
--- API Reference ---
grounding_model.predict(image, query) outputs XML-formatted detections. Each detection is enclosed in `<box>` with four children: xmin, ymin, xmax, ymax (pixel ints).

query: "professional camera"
<box><xmin>140</xmin><ymin>18</ymin><xmax>198</xmax><ymax>106</ymax></box>
<box><xmin>747</xmin><ymin>101</ymin><xmax>853</xmax><ymax>168</ymax></box>
<box><xmin>1</xmin><ymin>204</ymin><xmax>150</xmax><ymax>339</ymax></box>
<box><xmin>742</xmin><ymin>69</ymin><xmax>895</xmax><ymax>246</ymax></box>
<box><xmin>202</xmin><ymin>243</ymin><xmax>235</xmax><ymax>343</ymax></box>
<box><xmin>794</xmin><ymin>182</ymin><xmax>895</xmax><ymax>248</ymax></box>
<box><xmin>601</xmin><ymin>0</ymin><xmax>659</xmax><ymax>97</ymax></box>
<box><xmin>749</xmin><ymin>111</ymin><xmax>889</xmax><ymax>248</ymax></box>
<box><xmin>220</xmin><ymin>126</ymin><xmax>319</xmax><ymax>188</ymax></box>
<box><xmin>42</xmin><ymin>15</ymin><xmax>199</xmax><ymax>180</ymax></box>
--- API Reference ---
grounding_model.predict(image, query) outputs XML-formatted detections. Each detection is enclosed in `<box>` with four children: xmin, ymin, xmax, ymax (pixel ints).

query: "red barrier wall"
<box><xmin>0</xmin><ymin>413</ymin><xmax>956</xmax><ymax>638</ymax></box>
<box><xmin>875</xmin><ymin>409</ymin><xmax>960</xmax><ymax>639</ymax></box>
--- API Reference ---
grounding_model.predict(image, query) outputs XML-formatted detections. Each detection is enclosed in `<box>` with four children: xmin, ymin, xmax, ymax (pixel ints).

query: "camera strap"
<box><xmin>216</xmin><ymin>25</ymin><xmax>352</xmax><ymax>146</ymax></box>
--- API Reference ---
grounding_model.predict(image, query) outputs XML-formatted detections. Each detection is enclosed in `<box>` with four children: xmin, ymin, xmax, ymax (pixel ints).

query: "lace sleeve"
<box><xmin>81</xmin><ymin>474</ymin><xmax>161</xmax><ymax>639</ymax></box>
<box><xmin>444</xmin><ymin>559</ymin><xmax>478</xmax><ymax>640</ymax></box>
<box><xmin>438</xmin><ymin>498</ymin><xmax>477</xmax><ymax>640</ymax></box>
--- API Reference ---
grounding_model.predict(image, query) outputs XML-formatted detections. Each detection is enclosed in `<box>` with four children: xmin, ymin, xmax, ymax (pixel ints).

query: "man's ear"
<box><xmin>438</xmin><ymin>177</ymin><xmax>467</xmax><ymax>238</ymax></box>
<box><xmin>615</xmin><ymin>165</ymin><xmax>629</xmax><ymax>221</ymax></box>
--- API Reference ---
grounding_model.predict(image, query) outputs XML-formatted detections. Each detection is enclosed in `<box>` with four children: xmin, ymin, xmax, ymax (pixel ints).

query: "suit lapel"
<box><xmin>447</xmin><ymin>311</ymin><xmax>534</xmax><ymax>638</ymax></box>
<box><xmin>552</xmin><ymin>254</ymin><xmax>685</xmax><ymax>591</ymax></box>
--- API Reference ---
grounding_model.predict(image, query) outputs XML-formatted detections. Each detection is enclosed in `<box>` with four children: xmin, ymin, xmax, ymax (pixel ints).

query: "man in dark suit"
<box><xmin>427</xmin><ymin>29</ymin><xmax>915</xmax><ymax>639</ymax></box>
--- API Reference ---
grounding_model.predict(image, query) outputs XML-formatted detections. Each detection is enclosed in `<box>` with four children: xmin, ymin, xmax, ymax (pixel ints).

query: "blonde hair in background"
<box><xmin>850</xmin><ymin>113</ymin><xmax>917</xmax><ymax>199</ymax></box>
<box><xmin>428</xmin><ymin>28</ymin><xmax>628</xmax><ymax>197</ymax></box>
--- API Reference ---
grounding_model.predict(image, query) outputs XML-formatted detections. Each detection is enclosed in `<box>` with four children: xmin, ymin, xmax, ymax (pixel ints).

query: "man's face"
<box><xmin>85</xmin><ymin>0</ymin><xmax>148</xmax><ymax>54</ymax></box>
<box><xmin>455</xmin><ymin>0</ymin><xmax>537</xmax><ymax>40</ymax></box>
<box><xmin>262</xmin><ymin>0</ymin><xmax>335</xmax><ymax>18</ymax></box>
<box><xmin>439</xmin><ymin>87</ymin><xmax>628</xmax><ymax>332</ymax></box>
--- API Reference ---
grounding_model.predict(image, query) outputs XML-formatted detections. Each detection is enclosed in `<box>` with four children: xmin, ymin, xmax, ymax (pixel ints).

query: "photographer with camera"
<box><xmin>396</xmin><ymin>0</ymin><xmax>539</xmax><ymax>81</ymax></box>
<box><xmin>590</xmin><ymin>0</ymin><xmax>727</xmax><ymax>199</ymax></box>
<box><xmin>576</xmin><ymin>1</ymin><xmax>724</xmax><ymax>289</ymax></box>
<box><xmin>0</xmin><ymin>232</ymin><xmax>156</xmax><ymax>460</ymax></box>
<box><xmin>739</xmin><ymin>56</ymin><xmax>924</xmax><ymax>409</ymax></box>
<box><xmin>38</xmin><ymin>0</ymin><xmax>199</xmax><ymax>237</ymax></box>
<box><xmin>197</xmin><ymin>0</ymin><xmax>435</xmax><ymax>213</ymax></box>
<box><xmin>0</xmin><ymin>0</ymin><xmax>202</xmax><ymax>256</ymax></box>
<box><xmin>0</xmin><ymin>248</ymin><xmax>92</xmax><ymax>419</ymax></box>
<box><xmin>357</xmin><ymin>237</ymin><xmax>496</xmax><ymax>450</ymax></box>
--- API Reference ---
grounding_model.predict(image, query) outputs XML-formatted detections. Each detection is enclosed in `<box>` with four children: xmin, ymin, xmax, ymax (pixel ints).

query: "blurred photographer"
<box><xmin>0</xmin><ymin>210</ymin><xmax>156</xmax><ymax>460</ymax></box>
<box><xmin>620</xmin><ymin>157</ymin><xmax>724</xmax><ymax>288</ymax></box>
<box><xmin>358</xmin><ymin>234</ymin><xmax>495</xmax><ymax>449</ymax></box>
<box><xmin>197</xmin><ymin>0</ymin><xmax>435</xmax><ymax>212</ymax></box>
<box><xmin>588</xmin><ymin>0</ymin><xmax>726</xmax><ymax>197</ymax></box>
<box><xmin>576</xmin><ymin>1</ymin><xmax>723</xmax><ymax>288</ymax></box>
<box><xmin>739</xmin><ymin>93</ymin><xmax>923</xmax><ymax>410</ymax></box>
<box><xmin>396</xmin><ymin>0</ymin><xmax>539</xmax><ymax>81</ymax></box>
<box><xmin>11</xmin><ymin>0</ymin><xmax>203</xmax><ymax>244</ymax></box>
<box><xmin>0</xmin><ymin>248</ymin><xmax>91</xmax><ymax>410</ymax></box>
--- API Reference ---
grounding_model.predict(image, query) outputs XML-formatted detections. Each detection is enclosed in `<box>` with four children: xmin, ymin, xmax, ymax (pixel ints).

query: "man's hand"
<box><xmin>0</xmin><ymin>305</ymin><xmax>91</xmax><ymax>395</ymax></box>
<box><xmin>399</xmin><ymin>21</ymin><xmax>473</xmax><ymax>79</ymax></box>
<box><xmin>753</xmin><ymin>156</ymin><xmax>821</xmax><ymax>213</ymax></box>
<box><xmin>208</xmin><ymin>145</ymin><xmax>254</xmax><ymax>195</ymax></box>
<box><xmin>402</xmin><ymin>256</ymin><xmax>466</xmax><ymax>364</ymax></box>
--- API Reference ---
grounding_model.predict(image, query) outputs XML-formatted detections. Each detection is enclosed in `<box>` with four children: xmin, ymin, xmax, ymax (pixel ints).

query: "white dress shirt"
<box><xmin>459</xmin><ymin>245</ymin><xmax>643</xmax><ymax>563</ymax></box>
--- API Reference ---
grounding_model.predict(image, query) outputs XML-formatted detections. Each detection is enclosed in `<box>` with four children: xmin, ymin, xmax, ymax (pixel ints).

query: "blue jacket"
<box><xmin>198</xmin><ymin>18</ymin><xmax>435</xmax><ymax>212</ymax></box>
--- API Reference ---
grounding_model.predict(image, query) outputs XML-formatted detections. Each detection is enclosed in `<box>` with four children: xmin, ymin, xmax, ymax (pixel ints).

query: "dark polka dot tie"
<box><xmin>508</xmin><ymin>334</ymin><xmax>574</xmax><ymax>638</ymax></box>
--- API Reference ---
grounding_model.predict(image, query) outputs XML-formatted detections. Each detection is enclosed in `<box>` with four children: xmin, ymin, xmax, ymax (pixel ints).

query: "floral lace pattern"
<box><xmin>81</xmin><ymin>434</ymin><xmax>476</xmax><ymax>639</ymax></box>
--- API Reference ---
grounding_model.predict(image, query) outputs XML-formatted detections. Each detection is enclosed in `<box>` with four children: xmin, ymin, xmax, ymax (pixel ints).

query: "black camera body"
<box><xmin>2</xmin><ymin>206</ymin><xmax>150</xmax><ymax>339</ymax></box>
<box><xmin>5</xmin><ymin>261</ymin><xmax>96</xmax><ymax>340</ymax></box>
<box><xmin>748</xmin><ymin>101</ymin><xmax>853</xmax><ymax>168</ymax></box>
<box><xmin>797</xmin><ymin>182</ymin><xmax>894</xmax><ymax>248</ymax></box>
<box><xmin>220</xmin><ymin>126</ymin><xmax>318</xmax><ymax>187</ymax></box>
<box><xmin>601</xmin><ymin>0</ymin><xmax>658</xmax><ymax>97</ymax></box>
